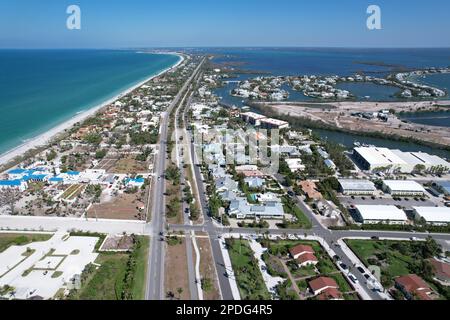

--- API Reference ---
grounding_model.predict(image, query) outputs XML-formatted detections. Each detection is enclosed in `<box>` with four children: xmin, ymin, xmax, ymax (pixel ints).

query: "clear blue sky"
<box><xmin>1</xmin><ymin>0</ymin><xmax>449</xmax><ymax>48</ymax></box>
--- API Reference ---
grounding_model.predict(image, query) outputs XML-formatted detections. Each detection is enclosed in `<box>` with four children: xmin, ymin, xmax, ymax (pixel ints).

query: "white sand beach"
<box><xmin>0</xmin><ymin>53</ymin><xmax>185</xmax><ymax>168</ymax></box>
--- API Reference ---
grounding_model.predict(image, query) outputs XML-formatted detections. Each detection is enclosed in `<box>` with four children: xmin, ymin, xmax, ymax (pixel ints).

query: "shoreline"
<box><xmin>0</xmin><ymin>52</ymin><xmax>185</xmax><ymax>168</ymax></box>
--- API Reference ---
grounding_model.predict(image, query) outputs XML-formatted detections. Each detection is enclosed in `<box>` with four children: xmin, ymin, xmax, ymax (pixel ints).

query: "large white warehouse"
<box><xmin>353</xmin><ymin>147</ymin><xmax>450</xmax><ymax>173</ymax></box>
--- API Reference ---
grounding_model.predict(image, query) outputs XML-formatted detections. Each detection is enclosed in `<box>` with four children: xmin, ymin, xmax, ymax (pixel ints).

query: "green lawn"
<box><xmin>73</xmin><ymin>253</ymin><xmax>129</xmax><ymax>300</ymax></box>
<box><xmin>226</xmin><ymin>238</ymin><xmax>271</xmax><ymax>300</ymax></box>
<box><xmin>281</xmin><ymin>197</ymin><xmax>312</xmax><ymax>229</ymax></box>
<box><xmin>345</xmin><ymin>239</ymin><xmax>412</xmax><ymax>278</ymax></box>
<box><xmin>67</xmin><ymin>235</ymin><xmax>149</xmax><ymax>300</ymax></box>
<box><xmin>0</xmin><ymin>233</ymin><xmax>52</xmax><ymax>253</ymax></box>
<box><xmin>131</xmin><ymin>236</ymin><xmax>149</xmax><ymax>299</ymax></box>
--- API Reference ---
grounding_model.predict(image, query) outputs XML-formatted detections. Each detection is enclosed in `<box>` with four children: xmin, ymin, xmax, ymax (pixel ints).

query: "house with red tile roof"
<box><xmin>395</xmin><ymin>274</ymin><xmax>438</xmax><ymax>300</ymax></box>
<box><xmin>428</xmin><ymin>258</ymin><xmax>450</xmax><ymax>285</ymax></box>
<box><xmin>296</xmin><ymin>252</ymin><xmax>319</xmax><ymax>267</ymax></box>
<box><xmin>308</xmin><ymin>276</ymin><xmax>339</xmax><ymax>296</ymax></box>
<box><xmin>289</xmin><ymin>244</ymin><xmax>314</xmax><ymax>260</ymax></box>
<box><xmin>316</xmin><ymin>287</ymin><xmax>343</xmax><ymax>300</ymax></box>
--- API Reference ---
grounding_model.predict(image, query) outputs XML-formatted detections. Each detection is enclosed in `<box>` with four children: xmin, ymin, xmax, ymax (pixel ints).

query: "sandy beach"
<box><xmin>0</xmin><ymin>52</ymin><xmax>184</xmax><ymax>168</ymax></box>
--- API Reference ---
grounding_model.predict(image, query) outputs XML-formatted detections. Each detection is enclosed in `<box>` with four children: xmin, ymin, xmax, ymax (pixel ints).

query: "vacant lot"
<box><xmin>112</xmin><ymin>156</ymin><xmax>147</xmax><ymax>174</ymax></box>
<box><xmin>226</xmin><ymin>238</ymin><xmax>270</xmax><ymax>300</ymax></box>
<box><xmin>67</xmin><ymin>235</ymin><xmax>149</xmax><ymax>300</ymax></box>
<box><xmin>164</xmin><ymin>238</ymin><xmax>190</xmax><ymax>300</ymax></box>
<box><xmin>88</xmin><ymin>192</ymin><xmax>144</xmax><ymax>220</ymax></box>
<box><xmin>0</xmin><ymin>233</ymin><xmax>52</xmax><ymax>253</ymax></box>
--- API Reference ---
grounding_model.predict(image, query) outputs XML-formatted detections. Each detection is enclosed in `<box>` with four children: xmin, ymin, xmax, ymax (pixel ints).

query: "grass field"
<box><xmin>68</xmin><ymin>236</ymin><xmax>149</xmax><ymax>300</ymax></box>
<box><xmin>226</xmin><ymin>238</ymin><xmax>271</xmax><ymax>300</ymax></box>
<box><xmin>281</xmin><ymin>197</ymin><xmax>312</xmax><ymax>229</ymax></box>
<box><xmin>345</xmin><ymin>239</ymin><xmax>412</xmax><ymax>279</ymax></box>
<box><xmin>0</xmin><ymin>233</ymin><xmax>52</xmax><ymax>253</ymax></box>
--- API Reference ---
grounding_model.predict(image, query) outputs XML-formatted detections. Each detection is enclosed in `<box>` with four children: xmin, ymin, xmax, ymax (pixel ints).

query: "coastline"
<box><xmin>0</xmin><ymin>52</ymin><xmax>184</xmax><ymax>168</ymax></box>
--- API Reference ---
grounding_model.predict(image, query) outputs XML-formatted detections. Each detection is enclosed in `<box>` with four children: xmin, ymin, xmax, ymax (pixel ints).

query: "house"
<box><xmin>244</xmin><ymin>177</ymin><xmax>265</xmax><ymax>189</ymax></box>
<box><xmin>324</xmin><ymin>159</ymin><xmax>336</xmax><ymax>170</ymax></box>
<box><xmin>215</xmin><ymin>177</ymin><xmax>238</xmax><ymax>193</ymax></box>
<box><xmin>289</xmin><ymin>244</ymin><xmax>314</xmax><ymax>259</ymax></box>
<box><xmin>228</xmin><ymin>197</ymin><xmax>284</xmax><ymax>219</ymax></box>
<box><xmin>308</xmin><ymin>277</ymin><xmax>339</xmax><ymax>295</ymax></box>
<box><xmin>289</xmin><ymin>244</ymin><xmax>318</xmax><ymax>267</ymax></box>
<box><xmin>395</xmin><ymin>274</ymin><xmax>437</xmax><ymax>300</ymax></box>
<box><xmin>428</xmin><ymin>258</ymin><xmax>450</xmax><ymax>285</ymax></box>
<box><xmin>316</xmin><ymin>287</ymin><xmax>343</xmax><ymax>300</ymax></box>
<box><xmin>298</xmin><ymin>180</ymin><xmax>322</xmax><ymax>200</ymax></box>
<box><xmin>285</xmin><ymin>159</ymin><xmax>305</xmax><ymax>172</ymax></box>
<box><xmin>296</xmin><ymin>253</ymin><xmax>319</xmax><ymax>267</ymax></box>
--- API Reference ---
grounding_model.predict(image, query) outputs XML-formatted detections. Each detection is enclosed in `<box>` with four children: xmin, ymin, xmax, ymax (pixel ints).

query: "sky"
<box><xmin>0</xmin><ymin>0</ymin><xmax>449</xmax><ymax>48</ymax></box>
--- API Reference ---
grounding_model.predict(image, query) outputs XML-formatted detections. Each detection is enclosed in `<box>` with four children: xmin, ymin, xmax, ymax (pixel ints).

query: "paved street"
<box><xmin>146</xmin><ymin>58</ymin><xmax>205</xmax><ymax>300</ymax></box>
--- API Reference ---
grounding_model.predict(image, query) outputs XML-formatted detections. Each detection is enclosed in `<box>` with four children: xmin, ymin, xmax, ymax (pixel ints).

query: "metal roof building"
<box><xmin>338</xmin><ymin>179</ymin><xmax>376</xmax><ymax>195</ymax></box>
<box><xmin>413</xmin><ymin>207</ymin><xmax>450</xmax><ymax>225</ymax></box>
<box><xmin>354</xmin><ymin>205</ymin><xmax>408</xmax><ymax>224</ymax></box>
<box><xmin>382</xmin><ymin>180</ymin><xmax>426</xmax><ymax>196</ymax></box>
<box><xmin>353</xmin><ymin>147</ymin><xmax>450</xmax><ymax>173</ymax></box>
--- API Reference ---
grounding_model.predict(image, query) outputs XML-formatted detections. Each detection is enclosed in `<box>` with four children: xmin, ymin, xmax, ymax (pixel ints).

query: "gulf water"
<box><xmin>0</xmin><ymin>50</ymin><xmax>180</xmax><ymax>154</ymax></box>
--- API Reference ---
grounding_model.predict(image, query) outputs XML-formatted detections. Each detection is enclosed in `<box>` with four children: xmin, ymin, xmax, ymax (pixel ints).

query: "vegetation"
<box><xmin>277</xmin><ymin>196</ymin><xmax>312</xmax><ymax>229</ymax></box>
<box><xmin>0</xmin><ymin>233</ymin><xmax>52</xmax><ymax>253</ymax></box>
<box><xmin>226</xmin><ymin>238</ymin><xmax>271</xmax><ymax>300</ymax></box>
<box><xmin>67</xmin><ymin>235</ymin><xmax>149</xmax><ymax>300</ymax></box>
<box><xmin>346</xmin><ymin>238</ymin><xmax>446</xmax><ymax>296</ymax></box>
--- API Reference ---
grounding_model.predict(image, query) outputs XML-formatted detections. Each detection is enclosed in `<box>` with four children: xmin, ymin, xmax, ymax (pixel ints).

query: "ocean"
<box><xmin>0</xmin><ymin>50</ymin><xmax>180</xmax><ymax>154</ymax></box>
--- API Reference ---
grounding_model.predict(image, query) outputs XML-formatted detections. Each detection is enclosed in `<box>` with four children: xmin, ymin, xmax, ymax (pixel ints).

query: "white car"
<box><xmin>348</xmin><ymin>273</ymin><xmax>359</xmax><ymax>284</ymax></box>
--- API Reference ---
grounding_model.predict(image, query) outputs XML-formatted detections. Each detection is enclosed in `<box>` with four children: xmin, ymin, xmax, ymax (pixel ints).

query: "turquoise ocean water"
<box><xmin>0</xmin><ymin>50</ymin><xmax>180</xmax><ymax>154</ymax></box>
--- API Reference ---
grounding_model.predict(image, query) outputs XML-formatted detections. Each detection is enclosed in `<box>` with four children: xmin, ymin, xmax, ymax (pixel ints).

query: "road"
<box><xmin>182</xmin><ymin>106</ymin><xmax>235</xmax><ymax>300</ymax></box>
<box><xmin>145</xmin><ymin>57</ymin><xmax>204</xmax><ymax>300</ymax></box>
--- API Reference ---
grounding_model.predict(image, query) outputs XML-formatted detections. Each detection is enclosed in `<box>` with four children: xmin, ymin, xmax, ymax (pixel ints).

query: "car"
<box><xmin>410</xmin><ymin>237</ymin><xmax>418</xmax><ymax>241</ymax></box>
<box><xmin>348</xmin><ymin>273</ymin><xmax>359</xmax><ymax>284</ymax></box>
<box><xmin>159</xmin><ymin>232</ymin><xmax>164</xmax><ymax>236</ymax></box>
<box><xmin>357</xmin><ymin>266</ymin><xmax>365</xmax><ymax>273</ymax></box>
<box><xmin>364</xmin><ymin>274</ymin><xmax>371</xmax><ymax>280</ymax></box>
<box><xmin>184</xmin><ymin>208</ymin><xmax>190</xmax><ymax>214</ymax></box>
<box><xmin>287</xmin><ymin>191</ymin><xmax>295</xmax><ymax>197</ymax></box>
<box><xmin>371</xmin><ymin>236</ymin><xmax>379</xmax><ymax>240</ymax></box>
<box><xmin>333</xmin><ymin>255</ymin><xmax>340</xmax><ymax>261</ymax></box>
<box><xmin>339</xmin><ymin>262</ymin><xmax>348</xmax><ymax>270</ymax></box>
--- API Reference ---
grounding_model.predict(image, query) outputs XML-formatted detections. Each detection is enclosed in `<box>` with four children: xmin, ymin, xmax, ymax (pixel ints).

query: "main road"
<box><xmin>145</xmin><ymin>57</ymin><xmax>205</xmax><ymax>300</ymax></box>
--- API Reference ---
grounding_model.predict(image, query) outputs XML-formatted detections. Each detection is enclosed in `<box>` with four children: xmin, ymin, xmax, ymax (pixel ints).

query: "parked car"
<box><xmin>348</xmin><ymin>273</ymin><xmax>359</xmax><ymax>284</ymax></box>
<box><xmin>339</xmin><ymin>262</ymin><xmax>348</xmax><ymax>270</ymax></box>
<box><xmin>357</xmin><ymin>266</ymin><xmax>365</xmax><ymax>273</ymax></box>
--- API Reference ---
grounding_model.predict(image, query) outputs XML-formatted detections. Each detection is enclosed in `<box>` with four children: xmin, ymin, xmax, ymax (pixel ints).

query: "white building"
<box><xmin>382</xmin><ymin>180</ymin><xmax>426</xmax><ymax>196</ymax></box>
<box><xmin>413</xmin><ymin>207</ymin><xmax>450</xmax><ymax>225</ymax></box>
<box><xmin>338</xmin><ymin>179</ymin><xmax>376</xmax><ymax>195</ymax></box>
<box><xmin>354</xmin><ymin>205</ymin><xmax>409</xmax><ymax>224</ymax></box>
<box><xmin>240</xmin><ymin>112</ymin><xmax>267</xmax><ymax>126</ymax></box>
<box><xmin>285</xmin><ymin>159</ymin><xmax>305</xmax><ymax>172</ymax></box>
<box><xmin>260</xmin><ymin>118</ymin><xmax>289</xmax><ymax>129</ymax></box>
<box><xmin>353</xmin><ymin>147</ymin><xmax>450</xmax><ymax>173</ymax></box>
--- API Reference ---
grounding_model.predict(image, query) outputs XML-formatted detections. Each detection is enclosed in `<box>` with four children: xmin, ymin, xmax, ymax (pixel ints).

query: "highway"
<box><xmin>145</xmin><ymin>57</ymin><xmax>204</xmax><ymax>300</ymax></box>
